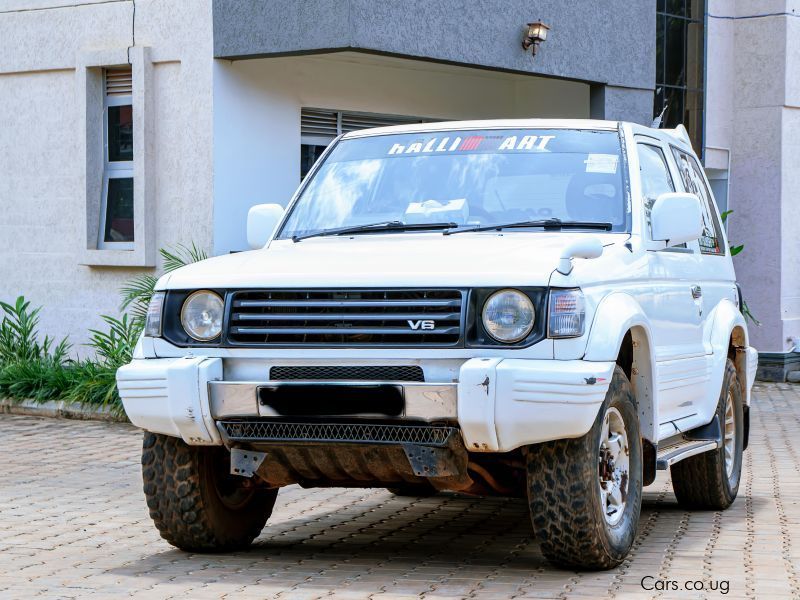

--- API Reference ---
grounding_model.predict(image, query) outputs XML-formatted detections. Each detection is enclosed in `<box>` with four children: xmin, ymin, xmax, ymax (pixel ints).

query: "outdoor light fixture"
<box><xmin>522</xmin><ymin>21</ymin><xmax>550</xmax><ymax>57</ymax></box>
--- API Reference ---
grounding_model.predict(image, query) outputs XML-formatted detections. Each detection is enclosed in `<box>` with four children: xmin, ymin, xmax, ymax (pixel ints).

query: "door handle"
<box><xmin>691</xmin><ymin>285</ymin><xmax>702</xmax><ymax>299</ymax></box>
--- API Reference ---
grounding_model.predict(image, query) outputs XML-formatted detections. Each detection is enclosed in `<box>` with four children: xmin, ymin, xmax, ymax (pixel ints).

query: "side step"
<box><xmin>656</xmin><ymin>438</ymin><xmax>719</xmax><ymax>470</ymax></box>
<box><xmin>656</xmin><ymin>415</ymin><xmax>722</xmax><ymax>470</ymax></box>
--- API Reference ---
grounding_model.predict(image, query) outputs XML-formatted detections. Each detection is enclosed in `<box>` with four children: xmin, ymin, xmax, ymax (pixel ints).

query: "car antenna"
<box><xmin>651</xmin><ymin>92</ymin><xmax>668</xmax><ymax>129</ymax></box>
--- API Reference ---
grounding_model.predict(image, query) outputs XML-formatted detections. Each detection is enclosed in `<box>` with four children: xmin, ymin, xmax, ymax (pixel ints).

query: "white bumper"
<box><xmin>117</xmin><ymin>356</ymin><xmax>615</xmax><ymax>452</ymax></box>
<box><xmin>116</xmin><ymin>356</ymin><xmax>223</xmax><ymax>445</ymax></box>
<box><xmin>458</xmin><ymin>358</ymin><xmax>615</xmax><ymax>452</ymax></box>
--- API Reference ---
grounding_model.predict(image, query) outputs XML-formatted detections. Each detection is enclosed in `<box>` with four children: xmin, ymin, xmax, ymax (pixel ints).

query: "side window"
<box><xmin>637</xmin><ymin>143</ymin><xmax>674</xmax><ymax>236</ymax></box>
<box><xmin>100</xmin><ymin>67</ymin><xmax>134</xmax><ymax>249</ymax></box>
<box><xmin>671</xmin><ymin>147</ymin><xmax>725</xmax><ymax>255</ymax></box>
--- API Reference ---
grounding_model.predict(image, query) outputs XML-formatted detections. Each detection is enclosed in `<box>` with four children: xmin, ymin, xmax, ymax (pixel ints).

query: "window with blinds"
<box><xmin>100</xmin><ymin>67</ymin><xmax>134</xmax><ymax>249</ymax></box>
<box><xmin>300</xmin><ymin>108</ymin><xmax>430</xmax><ymax>178</ymax></box>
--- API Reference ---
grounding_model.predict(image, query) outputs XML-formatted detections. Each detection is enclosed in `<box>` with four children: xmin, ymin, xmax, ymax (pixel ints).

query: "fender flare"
<box><xmin>705</xmin><ymin>298</ymin><xmax>751</xmax><ymax>408</ymax></box>
<box><xmin>584</xmin><ymin>292</ymin><xmax>658</xmax><ymax>443</ymax></box>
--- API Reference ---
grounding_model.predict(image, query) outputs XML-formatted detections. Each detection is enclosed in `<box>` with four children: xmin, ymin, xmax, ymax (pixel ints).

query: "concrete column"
<box><xmin>716</xmin><ymin>3</ymin><xmax>800</xmax><ymax>378</ymax></box>
<box><xmin>590</xmin><ymin>84</ymin><xmax>654</xmax><ymax>125</ymax></box>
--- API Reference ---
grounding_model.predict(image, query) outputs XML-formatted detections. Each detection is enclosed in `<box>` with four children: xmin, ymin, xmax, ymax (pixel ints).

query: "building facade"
<box><xmin>703</xmin><ymin>0</ymin><xmax>800</xmax><ymax>378</ymax></box>
<box><xmin>0</xmin><ymin>0</ymin><xmax>795</xmax><ymax>377</ymax></box>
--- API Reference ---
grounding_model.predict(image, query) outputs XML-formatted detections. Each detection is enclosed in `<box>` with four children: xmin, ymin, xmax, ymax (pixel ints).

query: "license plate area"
<box><xmin>257</xmin><ymin>383</ymin><xmax>404</xmax><ymax>417</ymax></box>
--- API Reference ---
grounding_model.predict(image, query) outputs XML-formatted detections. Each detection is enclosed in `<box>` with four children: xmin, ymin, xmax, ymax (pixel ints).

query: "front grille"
<box><xmin>269</xmin><ymin>365</ymin><xmax>425</xmax><ymax>382</ymax></box>
<box><xmin>226</xmin><ymin>289</ymin><xmax>464</xmax><ymax>347</ymax></box>
<box><xmin>219</xmin><ymin>421</ymin><xmax>456</xmax><ymax>446</ymax></box>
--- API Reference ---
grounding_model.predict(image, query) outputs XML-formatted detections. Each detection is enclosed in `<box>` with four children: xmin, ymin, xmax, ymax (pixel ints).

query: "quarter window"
<box><xmin>637</xmin><ymin>143</ymin><xmax>674</xmax><ymax>236</ymax></box>
<box><xmin>672</xmin><ymin>147</ymin><xmax>725</xmax><ymax>255</ymax></box>
<box><xmin>100</xmin><ymin>67</ymin><xmax>134</xmax><ymax>249</ymax></box>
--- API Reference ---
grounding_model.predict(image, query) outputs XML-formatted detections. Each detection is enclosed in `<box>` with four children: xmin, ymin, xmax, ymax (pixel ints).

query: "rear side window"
<box><xmin>637</xmin><ymin>143</ymin><xmax>674</xmax><ymax>237</ymax></box>
<box><xmin>671</xmin><ymin>147</ymin><xmax>725</xmax><ymax>255</ymax></box>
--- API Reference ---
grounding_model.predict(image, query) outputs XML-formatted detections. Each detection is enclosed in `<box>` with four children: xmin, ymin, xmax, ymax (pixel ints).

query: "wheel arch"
<box><xmin>584</xmin><ymin>293</ymin><xmax>658</xmax><ymax>445</ymax></box>
<box><xmin>706</xmin><ymin>299</ymin><xmax>751</xmax><ymax>407</ymax></box>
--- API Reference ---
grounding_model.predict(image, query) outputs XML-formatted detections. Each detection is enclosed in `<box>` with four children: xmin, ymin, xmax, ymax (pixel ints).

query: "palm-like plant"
<box><xmin>120</xmin><ymin>243</ymin><xmax>208</xmax><ymax>330</ymax></box>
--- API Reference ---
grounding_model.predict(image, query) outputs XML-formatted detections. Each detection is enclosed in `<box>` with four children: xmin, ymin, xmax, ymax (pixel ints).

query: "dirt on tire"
<box><xmin>141</xmin><ymin>432</ymin><xmax>277</xmax><ymax>552</ymax></box>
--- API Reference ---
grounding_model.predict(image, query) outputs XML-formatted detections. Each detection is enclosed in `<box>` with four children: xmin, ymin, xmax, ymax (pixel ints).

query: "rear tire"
<box><xmin>141</xmin><ymin>432</ymin><xmax>278</xmax><ymax>552</ymax></box>
<box><xmin>671</xmin><ymin>358</ymin><xmax>743</xmax><ymax>509</ymax></box>
<box><xmin>525</xmin><ymin>366</ymin><xmax>643</xmax><ymax>570</ymax></box>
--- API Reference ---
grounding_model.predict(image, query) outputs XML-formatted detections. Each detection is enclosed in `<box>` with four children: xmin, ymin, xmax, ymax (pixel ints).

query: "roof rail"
<box><xmin>662</xmin><ymin>123</ymin><xmax>691</xmax><ymax>146</ymax></box>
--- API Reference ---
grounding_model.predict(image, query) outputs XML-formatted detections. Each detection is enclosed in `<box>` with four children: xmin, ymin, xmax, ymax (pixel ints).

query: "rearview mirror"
<box><xmin>650</xmin><ymin>192</ymin><xmax>703</xmax><ymax>247</ymax></box>
<box><xmin>247</xmin><ymin>204</ymin><xmax>285</xmax><ymax>249</ymax></box>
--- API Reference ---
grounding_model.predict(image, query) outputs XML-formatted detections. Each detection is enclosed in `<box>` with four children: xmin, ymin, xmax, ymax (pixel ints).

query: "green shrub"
<box><xmin>1</xmin><ymin>243</ymin><xmax>208</xmax><ymax>416</ymax></box>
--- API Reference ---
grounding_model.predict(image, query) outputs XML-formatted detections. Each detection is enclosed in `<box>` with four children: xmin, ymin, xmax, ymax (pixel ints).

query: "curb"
<box><xmin>0</xmin><ymin>398</ymin><xmax>128</xmax><ymax>423</ymax></box>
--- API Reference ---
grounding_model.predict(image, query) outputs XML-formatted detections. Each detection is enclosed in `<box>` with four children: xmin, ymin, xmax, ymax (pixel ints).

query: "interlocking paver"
<box><xmin>1</xmin><ymin>382</ymin><xmax>799</xmax><ymax>598</ymax></box>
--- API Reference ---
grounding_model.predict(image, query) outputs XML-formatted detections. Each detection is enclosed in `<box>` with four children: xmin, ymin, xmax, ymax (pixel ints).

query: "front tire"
<box><xmin>671</xmin><ymin>358</ymin><xmax>743</xmax><ymax>509</ymax></box>
<box><xmin>525</xmin><ymin>366</ymin><xmax>643</xmax><ymax>570</ymax></box>
<box><xmin>141</xmin><ymin>432</ymin><xmax>278</xmax><ymax>552</ymax></box>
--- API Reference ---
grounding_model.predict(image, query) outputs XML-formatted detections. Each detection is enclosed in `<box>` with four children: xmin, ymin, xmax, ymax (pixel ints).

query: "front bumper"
<box><xmin>117</xmin><ymin>357</ymin><xmax>615</xmax><ymax>452</ymax></box>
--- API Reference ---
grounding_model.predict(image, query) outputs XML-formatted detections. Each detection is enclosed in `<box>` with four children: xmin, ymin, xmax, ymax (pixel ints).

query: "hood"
<box><xmin>161</xmin><ymin>232</ymin><xmax>627</xmax><ymax>290</ymax></box>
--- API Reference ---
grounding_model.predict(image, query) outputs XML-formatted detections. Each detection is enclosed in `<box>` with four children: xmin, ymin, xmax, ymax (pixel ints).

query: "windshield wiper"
<box><xmin>443</xmin><ymin>218</ymin><xmax>612</xmax><ymax>235</ymax></box>
<box><xmin>291</xmin><ymin>221</ymin><xmax>458</xmax><ymax>242</ymax></box>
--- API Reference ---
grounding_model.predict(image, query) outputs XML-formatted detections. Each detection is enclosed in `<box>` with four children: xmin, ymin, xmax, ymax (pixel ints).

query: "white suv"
<box><xmin>118</xmin><ymin>119</ymin><xmax>758</xmax><ymax>569</ymax></box>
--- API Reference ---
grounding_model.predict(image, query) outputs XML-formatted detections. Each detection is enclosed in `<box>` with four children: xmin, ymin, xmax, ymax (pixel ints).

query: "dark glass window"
<box><xmin>104</xmin><ymin>177</ymin><xmax>134</xmax><ymax>243</ymax></box>
<box><xmin>655</xmin><ymin>0</ymin><xmax>705</xmax><ymax>154</ymax></box>
<box><xmin>108</xmin><ymin>105</ymin><xmax>133</xmax><ymax>162</ymax></box>
<box><xmin>301</xmin><ymin>144</ymin><xmax>328</xmax><ymax>179</ymax></box>
<box><xmin>672</xmin><ymin>147</ymin><xmax>723</xmax><ymax>254</ymax></box>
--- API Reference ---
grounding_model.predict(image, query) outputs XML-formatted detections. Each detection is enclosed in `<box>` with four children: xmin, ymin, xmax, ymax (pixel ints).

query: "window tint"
<box><xmin>672</xmin><ymin>147</ymin><xmax>725</xmax><ymax>255</ymax></box>
<box><xmin>104</xmin><ymin>176</ymin><xmax>134</xmax><ymax>243</ymax></box>
<box><xmin>108</xmin><ymin>105</ymin><xmax>133</xmax><ymax>162</ymax></box>
<box><xmin>638</xmin><ymin>143</ymin><xmax>674</xmax><ymax>236</ymax></box>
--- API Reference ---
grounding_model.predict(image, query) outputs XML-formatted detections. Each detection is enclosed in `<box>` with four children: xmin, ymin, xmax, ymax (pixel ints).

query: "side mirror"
<box><xmin>247</xmin><ymin>204</ymin><xmax>285</xmax><ymax>249</ymax></box>
<box><xmin>650</xmin><ymin>192</ymin><xmax>703</xmax><ymax>247</ymax></box>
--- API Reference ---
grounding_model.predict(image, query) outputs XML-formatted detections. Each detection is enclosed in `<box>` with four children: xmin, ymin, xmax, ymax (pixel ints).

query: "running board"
<box><xmin>656</xmin><ymin>438</ymin><xmax>720</xmax><ymax>469</ymax></box>
<box><xmin>656</xmin><ymin>415</ymin><xmax>722</xmax><ymax>470</ymax></box>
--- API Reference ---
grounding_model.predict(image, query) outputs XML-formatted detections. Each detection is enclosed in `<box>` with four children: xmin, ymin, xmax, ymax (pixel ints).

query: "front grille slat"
<box><xmin>231</xmin><ymin>326</ymin><xmax>462</xmax><ymax>336</ymax></box>
<box><xmin>226</xmin><ymin>289</ymin><xmax>464</xmax><ymax>347</ymax></box>
<box><xmin>220</xmin><ymin>420</ymin><xmax>455</xmax><ymax>446</ymax></box>
<box><xmin>233</xmin><ymin>312</ymin><xmax>462</xmax><ymax>321</ymax></box>
<box><xmin>234</xmin><ymin>299</ymin><xmax>461</xmax><ymax>308</ymax></box>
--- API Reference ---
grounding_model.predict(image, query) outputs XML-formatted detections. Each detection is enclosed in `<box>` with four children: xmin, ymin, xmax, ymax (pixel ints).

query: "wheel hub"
<box><xmin>598</xmin><ymin>406</ymin><xmax>630</xmax><ymax>526</ymax></box>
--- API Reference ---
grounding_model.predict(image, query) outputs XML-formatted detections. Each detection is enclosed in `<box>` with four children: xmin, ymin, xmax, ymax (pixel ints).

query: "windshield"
<box><xmin>277</xmin><ymin>128</ymin><xmax>629</xmax><ymax>239</ymax></box>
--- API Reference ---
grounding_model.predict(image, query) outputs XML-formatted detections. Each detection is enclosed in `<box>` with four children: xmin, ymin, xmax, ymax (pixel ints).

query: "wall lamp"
<box><xmin>521</xmin><ymin>21</ymin><xmax>550</xmax><ymax>57</ymax></box>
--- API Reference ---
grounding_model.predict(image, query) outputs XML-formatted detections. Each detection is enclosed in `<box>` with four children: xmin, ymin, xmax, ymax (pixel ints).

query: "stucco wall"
<box><xmin>211</xmin><ymin>52</ymin><xmax>590</xmax><ymax>254</ymax></box>
<box><xmin>705</xmin><ymin>0</ymin><xmax>800</xmax><ymax>352</ymax></box>
<box><xmin>212</xmin><ymin>0</ymin><xmax>654</xmax><ymax>92</ymax></box>
<box><xmin>0</xmin><ymin>0</ymin><xmax>214</xmax><ymax>354</ymax></box>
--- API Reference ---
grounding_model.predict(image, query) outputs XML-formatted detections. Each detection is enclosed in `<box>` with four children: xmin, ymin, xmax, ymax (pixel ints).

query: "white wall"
<box><xmin>0</xmin><ymin>0</ymin><xmax>214</xmax><ymax>354</ymax></box>
<box><xmin>212</xmin><ymin>52</ymin><xmax>590</xmax><ymax>254</ymax></box>
<box><xmin>705</xmin><ymin>0</ymin><xmax>800</xmax><ymax>352</ymax></box>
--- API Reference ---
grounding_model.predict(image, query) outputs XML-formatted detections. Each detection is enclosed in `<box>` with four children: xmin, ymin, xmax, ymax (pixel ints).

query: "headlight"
<box><xmin>482</xmin><ymin>289</ymin><xmax>535</xmax><ymax>343</ymax></box>
<box><xmin>180</xmin><ymin>290</ymin><xmax>224</xmax><ymax>341</ymax></box>
<box><xmin>548</xmin><ymin>288</ymin><xmax>586</xmax><ymax>338</ymax></box>
<box><xmin>144</xmin><ymin>292</ymin><xmax>165</xmax><ymax>337</ymax></box>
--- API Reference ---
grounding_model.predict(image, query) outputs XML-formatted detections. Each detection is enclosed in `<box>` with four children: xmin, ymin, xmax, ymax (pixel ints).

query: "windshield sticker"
<box><xmin>584</xmin><ymin>153</ymin><xmax>619</xmax><ymax>174</ymax></box>
<box><xmin>387</xmin><ymin>134</ymin><xmax>555</xmax><ymax>155</ymax></box>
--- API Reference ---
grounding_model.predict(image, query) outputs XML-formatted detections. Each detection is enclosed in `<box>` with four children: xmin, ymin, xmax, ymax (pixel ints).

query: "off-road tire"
<box><xmin>525</xmin><ymin>366</ymin><xmax>643</xmax><ymax>570</ymax></box>
<box><xmin>141</xmin><ymin>432</ymin><xmax>278</xmax><ymax>552</ymax></box>
<box><xmin>671</xmin><ymin>358</ymin><xmax>743</xmax><ymax>510</ymax></box>
<box><xmin>386</xmin><ymin>481</ymin><xmax>437</xmax><ymax>497</ymax></box>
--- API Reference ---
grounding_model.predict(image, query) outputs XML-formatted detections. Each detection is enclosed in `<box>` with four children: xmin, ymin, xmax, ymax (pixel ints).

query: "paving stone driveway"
<box><xmin>1</xmin><ymin>383</ymin><xmax>799</xmax><ymax>599</ymax></box>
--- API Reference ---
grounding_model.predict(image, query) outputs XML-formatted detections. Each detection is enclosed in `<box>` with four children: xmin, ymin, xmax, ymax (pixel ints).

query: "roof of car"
<box><xmin>342</xmin><ymin>118</ymin><xmax>695</xmax><ymax>153</ymax></box>
<box><xmin>341</xmin><ymin>119</ymin><xmax>621</xmax><ymax>138</ymax></box>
